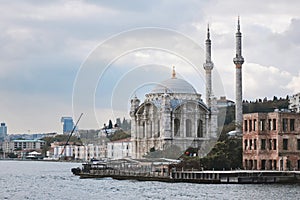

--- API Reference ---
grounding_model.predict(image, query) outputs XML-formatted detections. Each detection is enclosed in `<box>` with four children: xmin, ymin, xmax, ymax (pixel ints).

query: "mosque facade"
<box><xmin>129</xmin><ymin>26</ymin><xmax>221</xmax><ymax>159</ymax></box>
<box><xmin>129</xmin><ymin>20</ymin><xmax>244</xmax><ymax>159</ymax></box>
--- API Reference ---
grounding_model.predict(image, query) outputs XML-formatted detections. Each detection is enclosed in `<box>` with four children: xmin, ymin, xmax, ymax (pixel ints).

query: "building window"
<box><xmin>157</xmin><ymin>120</ymin><xmax>160</xmax><ymax>137</ymax></box>
<box><xmin>260</xmin><ymin>119</ymin><xmax>265</xmax><ymax>131</ymax></box>
<box><xmin>273</xmin><ymin>160</ymin><xmax>277</xmax><ymax>170</ymax></box>
<box><xmin>142</xmin><ymin>122</ymin><xmax>145</xmax><ymax>138</ymax></box>
<box><xmin>244</xmin><ymin>120</ymin><xmax>248</xmax><ymax>132</ymax></box>
<box><xmin>249</xmin><ymin>120</ymin><xmax>252</xmax><ymax>131</ymax></box>
<box><xmin>244</xmin><ymin>159</ymin><xmax>248</xmax><ymax>169</ymax></box>
<box><xmin>253</xmin><ymin>119</ymin><xmax>256</xmax><ymax>131</ymax></box>
<box><xmin>297</xmin><ymin>139</ymin><xmax>300</xmax><ymax>150</ymax></box>
<box><xmin>197</xmin><ymin>119</ymin><xmax>203</xmax><ymax>138</ymax></box>
<box><xmin>290</xmin><ymin>119</ymin><xmax>295</xmax><ymax>131</ymax></box>
<box><xmin>174</xmin><ymin>119</ymin><xmax>180</xmax><ymax>137</ymax></box>
<box><xmin>268</xmin><ymin>119</ymin><xmax>272</xmax><ymax>131</ymax></box>
<box><xmin>261</xmin><ymin>139</ymin><xmax>266</xmax><ymax>150</ymax></box>
<box><xmin>149</xmin><ymin>121</ymin><xmax>152</xmax><ymax>138</ymax></box>
<box><xmin>273</xmin><ymin>119</ymin><xmax>276</xmax><ymax>130</ymax></box>
<box><xmin>269</xmin><ymin>139</ymin><xmax>272</xmax><ymax>150</ymax></box>
<box><xmin>254</xmin><ymin>139</ymin><xmax>257</xmax><ymax>150</ymax></box>
<box><xmin>244</xmin><ymin>139</ymin><xmax>248</xmax><ymax>150</ymax></box>
<box><xmin>186</xmin><ymin>119</ymin><xmax>192</xmax><ymax>137</ymax></box>
<box><xmin>273</xmin><ymin>139</ymin><xmax>277</xmax><ymax>150</ymax></box>
<box><xmin>268</xmin><ymin>160</ymin><xmax>272</xmax><ymax>170</ymax></box>
<box><xmin>283</xmin><ymin>139</ymin><xmax>288</xmax><ymax>150</ymax></box>
<box><xmin>261</xmin><ymin>160</ymin><xmax>266</xmax><ymax>170</ymax></box>
<box><xmin>282</xmin><ymin>118</ymin><xmax>288</xmax><ymax>132</ymax></box>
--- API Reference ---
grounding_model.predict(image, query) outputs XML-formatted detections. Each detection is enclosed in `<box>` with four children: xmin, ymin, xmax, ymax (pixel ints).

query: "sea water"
<box><xmin>0</xmin><ymin>160</ymin><xmax>299</xmax><ymax>200</ymax></box>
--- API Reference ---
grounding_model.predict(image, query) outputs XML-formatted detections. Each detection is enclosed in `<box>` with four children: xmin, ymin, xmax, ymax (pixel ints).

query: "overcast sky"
<box><xmin>1</xmin><ymin>0</ymin><xmax>300</xmax><ymax>133</ymax></box>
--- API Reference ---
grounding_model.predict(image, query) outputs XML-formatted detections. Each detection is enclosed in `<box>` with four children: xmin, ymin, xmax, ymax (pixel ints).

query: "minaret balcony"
<box><xmin>203</xmin><ymin>62</ymin><xmax>214</xmax><ymax>70</ymax></box>
<box><xmin>233</xmin><ymin>57</ymin><xmax>244</xmax><ymax>65</ymax></box>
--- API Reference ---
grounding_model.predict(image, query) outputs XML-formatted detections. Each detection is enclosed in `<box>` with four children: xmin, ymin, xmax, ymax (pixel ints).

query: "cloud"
<box><xmin>287</xmin><ymin>72</ymin><xmax>300</xmax><ymax>94</ymax></box>
<box><xmin>243</xmin><ymin>63</ymin><xmax>293</xmax><ymax>100</ymax></box>
<box><xmin>0</xmin><ymin>0</ymin><xmax>300</xmax><ymax>132</ymax></box>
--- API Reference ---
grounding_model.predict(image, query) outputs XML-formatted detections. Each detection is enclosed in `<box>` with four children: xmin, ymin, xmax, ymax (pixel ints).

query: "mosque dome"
<box><xmin>150</xmin><ymin>67</ymin><xmax>197</xmax><ymax>94</ymax></box>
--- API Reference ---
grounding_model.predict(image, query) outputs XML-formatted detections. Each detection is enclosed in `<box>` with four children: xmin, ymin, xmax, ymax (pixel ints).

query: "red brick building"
<box><xmin>243</xmin><ymin>111</ymin><xmax>300</xmax><ymax>170</ymax></box>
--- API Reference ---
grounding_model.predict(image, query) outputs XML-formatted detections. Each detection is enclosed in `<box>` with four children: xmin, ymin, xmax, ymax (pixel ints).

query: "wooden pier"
<box><xmin>74</xmin><ymin>164</ymin><xmax>300</xmax><ymax>184</ymax></box>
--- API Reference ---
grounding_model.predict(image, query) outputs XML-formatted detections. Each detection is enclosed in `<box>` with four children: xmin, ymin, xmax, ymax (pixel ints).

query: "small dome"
<box><xmin>151</xmin><ymin>77</ymin><xmax>197</xmax><ymax>94</ymax></box>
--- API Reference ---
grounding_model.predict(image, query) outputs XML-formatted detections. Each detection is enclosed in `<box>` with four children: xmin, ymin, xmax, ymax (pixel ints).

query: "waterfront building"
<box><xmin>61</xmin><ymin>117</ymin><xmax>74</xmax><ymax>134</ymax></box>
<box><xmin>243</xmin><ymin>111</ymin><xmax>300</xmax><ymax>170</ymax></box>
<box><xmin>2</xmin><ymin>139</ymin><xmax>45</xmax><ymax>158</ymax></box>
<box><xmin>74</xmin><ymin>144</ymin><xmax>107</xmax><ymax>161</ymax></box>
<box><xmin>0</xmin><ymin>122</ymin><xmax>7</xmax><ymax>141</ymax></box>
<box><xmin>52</xmin><ymin>143</ymin><xmax>107</xmax><ymax>161</ymax></box>
<box><xmin>289</xmin><ymin>93</ymin><xmax>300</xmax><ymax>113</ymax></box>
<box><xmin>107</xmin><ymin>138</ymin><xmax>132</xmax><ymax>160</ymax></box>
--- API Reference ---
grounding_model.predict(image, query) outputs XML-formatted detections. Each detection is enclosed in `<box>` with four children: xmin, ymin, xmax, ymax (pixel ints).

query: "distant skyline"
<box><xmin>1</xmin><ymin>0</ymin><xmax>300</xmax><ymax>133</ymax></box>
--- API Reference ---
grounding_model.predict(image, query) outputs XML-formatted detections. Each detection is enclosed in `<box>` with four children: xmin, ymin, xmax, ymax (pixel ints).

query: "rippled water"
<box><xmin>0</xmin><ymin>160</ymin><xmax>299</xmax><ymax>200</ymax></box>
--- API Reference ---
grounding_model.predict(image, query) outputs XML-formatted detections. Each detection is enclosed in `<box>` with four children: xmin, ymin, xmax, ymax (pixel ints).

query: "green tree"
<box><xmin>108</xmin><ymin>120</ymin><xmax>113</xmax><ymax>129</ymax></box>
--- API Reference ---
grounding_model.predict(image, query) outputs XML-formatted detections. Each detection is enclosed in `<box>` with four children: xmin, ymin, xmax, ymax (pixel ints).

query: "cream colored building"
<box><xmin>52</xmin><ymin>143</ymin><xmax>107</xmax><ymax>161</ymax></box>
<box><xmin>130</xmin><ymin>69</ymin><xmax>218</xmax><ymax>159</ymax></box>
<box><xmin>107</xmin><ymin>138</ymin><xmax>132</xmax><ymax>160</ymax></box>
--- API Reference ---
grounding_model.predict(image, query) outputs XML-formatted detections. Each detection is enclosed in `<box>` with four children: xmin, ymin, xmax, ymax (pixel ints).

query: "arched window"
<box><xmin>149</xmin><ymin>121</ymin><xmax>152</xmax><ymax>138</ymax></box>
<box><xmin>142</xmin><ymin>122</ymin><xmax>145</xmax><ymax>138</ymax></box>
<box><xmin>197</xmin><ymin>119</ymin><xmax>203</xmax><ymax>137</ymax></box>
<box><xmin>186</xmin><ymin>119</ymin><xmax>192</xmax><ymax>137</ymax></box>
<box><xmin>174</xmin><ymin>118</ymin><xmax>180</xmax><ymax>137</ymax></box>
<box><xmin>157</xmin><ymin>120</ymin><xmax>160</xmax><ymax>137</ymax></box>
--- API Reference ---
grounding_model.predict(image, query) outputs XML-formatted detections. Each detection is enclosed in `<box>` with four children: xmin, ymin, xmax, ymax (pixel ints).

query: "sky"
<box><xmin>1</xmin><ymin>0</ymin><xmax>300</xmax><ymax>134</ymax></box>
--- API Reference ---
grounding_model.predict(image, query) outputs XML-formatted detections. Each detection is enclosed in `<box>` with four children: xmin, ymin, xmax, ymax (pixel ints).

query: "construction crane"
<box><xmin>59</xmin><ymin>113</ymin><xmax>83</xmax><ymax>159</ymax></box>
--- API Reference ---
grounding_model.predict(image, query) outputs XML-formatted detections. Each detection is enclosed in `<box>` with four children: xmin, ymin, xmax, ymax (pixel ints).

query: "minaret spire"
<box><xmin>172</xmin><ymin>66</ymin><xmax>176</xmax><ymax>79</ymax></box>
<box><xmin>203</xmin><ymin>23</ymin><xmax>214</xmax><ymax>107</ymax></box>
<box><xmin>233</xmin><ymin>16</ymin><xmax>245</xmax><ymax>134</ymax></box>
<box><xmin>237</xmin><ymin>16</ymin><xmax>240</xmax><ymax>32</ymax></box>
<box><xmin>207</xmin><ymin>24</ymin><xmax>210</xmax><ymax>40</ymax></box>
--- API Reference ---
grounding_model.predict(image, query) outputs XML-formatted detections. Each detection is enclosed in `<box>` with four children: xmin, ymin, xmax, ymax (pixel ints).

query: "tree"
<box><xmin>108</xmin><ymin>120</ymin><xmax>113</xmax><ymax>129</ymax></box>
<box><xmin>122</xmin><ymin>117</ymin><xmax>130</xmax><ymax>131</ymax></box>
<box><xmin>116</xmin><ymin>118</ymin><xmax>121</xmax><ymax>127</ymax></box>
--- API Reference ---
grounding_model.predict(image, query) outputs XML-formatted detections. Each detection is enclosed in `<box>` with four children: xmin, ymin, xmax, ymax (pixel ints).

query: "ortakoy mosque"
<box><xmin>130</xmin><ymin>21</ymin><xmax>244</xmax><ymax>159</ymax></box>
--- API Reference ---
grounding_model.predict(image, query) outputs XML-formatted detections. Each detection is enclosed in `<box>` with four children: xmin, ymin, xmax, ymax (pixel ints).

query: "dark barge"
<box><xmin>71</xmin><ymin>161</ymin><xmax>300</xmax><ymax>184</ymax></box>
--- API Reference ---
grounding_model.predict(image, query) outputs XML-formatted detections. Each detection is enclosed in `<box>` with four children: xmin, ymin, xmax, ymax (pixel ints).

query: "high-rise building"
<box><xmin>61</xmin><ymin>117</ymin><xmax>74</xmax><ymax>134</ymax></box>
<box><xmin>0</xmin><ymin>122</ymin><xmax>7</xmax><ymax>141</ymax></box>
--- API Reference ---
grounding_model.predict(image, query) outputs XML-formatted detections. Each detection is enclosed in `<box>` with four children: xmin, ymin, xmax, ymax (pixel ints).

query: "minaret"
<box><xmin>203</xmin><ymin>24</ymin><xmax>214</xmax><ymax>107</ymax></box>
<box><xmin>233</xmin><ymin>17</ymin><xmax>244</xmax><ymax>134</ymax></box>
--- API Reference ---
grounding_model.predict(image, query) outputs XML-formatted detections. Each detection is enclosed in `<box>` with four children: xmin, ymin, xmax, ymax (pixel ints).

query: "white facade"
<box><xmin>107</xmin><ymin>138</ymin><xmax>132</xmax><ymax>160</ymax></box>
<box><xmin>130</xmin><ymin>69</ymin><xmax>218</xmax><ymax>159</ymax></box>
<box><xmin>289</xmin><ymin>93</ymin><xmax>300</xmax><ymax>113</ymax></box>
<box><xmin>74</xmin><ymin>144</ymin><xmax>107</xmax><ymax>161</ymax></box>
<box><xmin>52</xmin><ymin>144</ymin><xmax>107</xmax><ymax>161</ymax></box>
<box><xmin>53</xmin><ymin>145</ymin><xmax>75</xmax><ymax>158</ymax></box>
